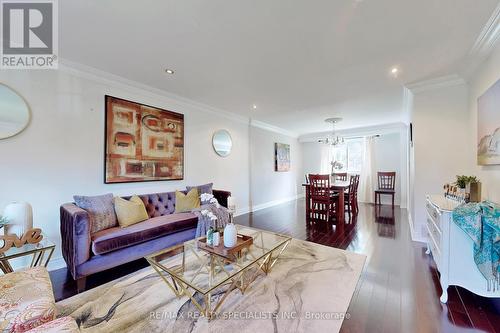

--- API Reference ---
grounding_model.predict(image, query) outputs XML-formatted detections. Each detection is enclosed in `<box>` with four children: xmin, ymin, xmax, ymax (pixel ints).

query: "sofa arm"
<box><xmin>60</xmin><ymin>203</ymin><xmax>91</xmax><ymax>279</ymax></box>
<box><xmin>213</xmin><ymin>189</ymin><xmax>231</xmax><ymax>208</ymax></box>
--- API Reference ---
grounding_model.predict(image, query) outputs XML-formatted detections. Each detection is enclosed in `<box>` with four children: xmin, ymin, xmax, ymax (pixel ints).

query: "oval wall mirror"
<box><xmin>0</xmin><ymin>84</ymin><xmax>30</xmax><ymax>139</ymax></box>
<box><xmin>212</xmin><ymin>129</ymin><xmax>232</xmax><ymax>157</ymax></box>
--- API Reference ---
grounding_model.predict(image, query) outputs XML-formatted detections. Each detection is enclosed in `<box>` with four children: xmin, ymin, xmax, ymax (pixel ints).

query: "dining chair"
<box><xmin>374</xmin><ymin>172</ymin><xmax>396</xmax><ymax>208</ymax></box>
<box><xmin>345</xmin><ymin>174</ymin><xmax>360</xmax><ymax>216</ymax></box>
<box><xmin>332</xmin><ymin>172</ymin><xmax>348</xmax><ymax>181</ymax></box>
<box><xmin>308</xmin><ymin>174</ymin><xmax>338</xmax><ymax>224</ymax></box>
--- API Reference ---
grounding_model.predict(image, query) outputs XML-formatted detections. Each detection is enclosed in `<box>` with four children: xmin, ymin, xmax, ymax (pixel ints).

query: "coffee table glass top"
<box><xmin>145</xmin><ymin>225</ymin><xmax>291</xmax><ymax>295</ymax></box>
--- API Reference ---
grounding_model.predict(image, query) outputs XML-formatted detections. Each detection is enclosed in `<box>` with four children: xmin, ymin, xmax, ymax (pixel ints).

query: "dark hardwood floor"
<box><xmin>49</xmin><ymin>200</ymin><xmax>500</xmax><ymax>332</ymax></box>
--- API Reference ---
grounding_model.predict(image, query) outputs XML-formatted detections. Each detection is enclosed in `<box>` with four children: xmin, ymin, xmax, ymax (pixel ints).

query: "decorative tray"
<box><xmin>197</xmin><ymin>234</ymin><xmax>253</xmax><ymax>260</ymax></box>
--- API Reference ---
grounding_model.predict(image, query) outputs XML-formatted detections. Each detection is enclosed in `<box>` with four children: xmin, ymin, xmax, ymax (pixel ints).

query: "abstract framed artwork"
<box><xmin>477</xmin><ymin>78</ymin><xmax>500</xmax><ymax>166</ymax></box>
<box><xmin>104</xmin><ymin>95</ymin><xmax>184</xmax><ymax>183</ymax></box>
<box><xmin>275</xmin><ymin>143</ymin><xmax>290</xmax><ymax>172</ymax></box>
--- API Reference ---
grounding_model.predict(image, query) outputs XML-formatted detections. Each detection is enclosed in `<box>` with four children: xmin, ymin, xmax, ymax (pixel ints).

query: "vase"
<box><xmin>3</xmin><ymin>202</ymin><xmax>33</xmax><ymax>237</ymax></box>
<box><xmin>206</xmin><ymin>228</ymin><xmax>214</xmax><ymax>246</ymax></box>
<box><xmin>213</xmin><ymin>231</ymin><xmax>220</xmax><ymax>246</ymax></box>
<box><xmin>223</xmin><ymin>223</ymin><xmax>237</xmax><ymax>248</ymax></box>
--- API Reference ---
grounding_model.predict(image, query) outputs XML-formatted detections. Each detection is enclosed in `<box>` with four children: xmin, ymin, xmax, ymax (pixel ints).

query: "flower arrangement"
<box><xmin>455</xmin><ymin>175</ymin><xmax>479</xmax><ymax>189</ymax></box>
<box><xmin>200</xmin><ymin>193</ymin><xmax>220</xmax><ymax>208</ymax></box>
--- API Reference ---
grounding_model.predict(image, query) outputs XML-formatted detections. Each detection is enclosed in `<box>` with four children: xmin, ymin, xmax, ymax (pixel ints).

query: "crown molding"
<box><xmin>250</xmin><ymin>119</ymin><xmax>299</xmax><ymax>138</ymax></box>
<box><xmin>469</xmin><ymin>2</ymin><xmax>500</xmax><ymax>57</ymax></box>
<box><xmin>298</xmin><ymin>122</ymin><xmax>406</xmax><ymax>143</ymax></box>
<box><xmin>405</xmin><ymin>74</ymin><xmax>466</xmax><ymax>94</ymax></box>
<box><xmin>58</xmin><ymin>58</ymin><xmax>298</xmax><ymax>138</ymax></box>
<box><xmin>58</xmin><ymin>58</ymin><xmax>250</xmax><ymax>125</ymax></box>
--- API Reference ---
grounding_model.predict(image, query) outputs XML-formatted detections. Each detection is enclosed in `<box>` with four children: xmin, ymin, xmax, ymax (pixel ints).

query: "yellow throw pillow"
<box><xmin>114</xmin><ymin>195</ymin><xmax>149</xmax><ymax>228</ymax></box>
<box><xmin>175</xmin><ymin>188</ymin><xmax>200</xmax><ymax>213</ymax></box>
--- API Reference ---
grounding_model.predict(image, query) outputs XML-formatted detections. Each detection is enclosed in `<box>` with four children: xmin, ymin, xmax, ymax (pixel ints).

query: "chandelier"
<box><xmin>319</xmin><ymin>117</ymin><xmax>345</xmax><ymax>146</ymax></box>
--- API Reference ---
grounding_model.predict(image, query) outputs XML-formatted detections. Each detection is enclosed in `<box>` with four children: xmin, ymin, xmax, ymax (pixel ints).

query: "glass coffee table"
<box><xmin>0</xmin><ymin>238</ymin><xmax>55</xmax><ymax>274</ymax></box>
<box><xmin>145</xmin><ymin>225</ymin><xmax>291</xmax><ymax>319</ymax></box>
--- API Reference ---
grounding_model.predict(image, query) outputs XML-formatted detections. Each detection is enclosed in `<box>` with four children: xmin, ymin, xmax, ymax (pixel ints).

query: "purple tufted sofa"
<box><xmin>60</xmin><ymin>189</ymin><xmax>231</xmax><ymax>290</ymax></box>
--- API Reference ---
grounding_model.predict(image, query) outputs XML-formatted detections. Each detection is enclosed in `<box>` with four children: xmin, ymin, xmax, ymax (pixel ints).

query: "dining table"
<box><xmin>302</xmin><ymin>179</ymin><xmax>351</xmax><ymax>227</ymax></box>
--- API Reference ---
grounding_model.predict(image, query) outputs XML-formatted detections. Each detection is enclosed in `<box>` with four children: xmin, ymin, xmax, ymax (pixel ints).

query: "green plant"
<box><xmin>455</xmin><ymin>175</ymin><xmax>479</xmax><ymax>189</ymax></box>
<box><xmin>0</xmin><ymin>215</ymin><xmax>9</xmax><ymax>227</ymax></box>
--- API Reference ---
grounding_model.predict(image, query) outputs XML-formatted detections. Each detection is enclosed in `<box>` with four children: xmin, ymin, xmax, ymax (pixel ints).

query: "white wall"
<box><xmin>0</xmin><ymin>66</ymin><xmax>301</xmax><ymax>270</ymax></box>
<box><xmin>409</xmin><ymin>82</ymin><xmax>471</xmax><ymax>241</ymax></box>
<box><xmin>467</xmin><ymin>45</ymin><xmax>500</xmax><ymax>203</ymax></box>
<box><xmin>373</xmin><ymin>132</ymin><xmax>402</xmax><ymax>205</ymax></box>
<box><xmin>249</xmin><ymin>126</ymin><xmax>304</xmax><ymax>210</ymax></box>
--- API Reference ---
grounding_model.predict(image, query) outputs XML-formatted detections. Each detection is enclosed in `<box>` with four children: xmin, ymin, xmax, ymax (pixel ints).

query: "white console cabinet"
<box><xmin>425</xmin><ymin>195</ymin><xmax>500</xmax><ymax>303</ymax></box>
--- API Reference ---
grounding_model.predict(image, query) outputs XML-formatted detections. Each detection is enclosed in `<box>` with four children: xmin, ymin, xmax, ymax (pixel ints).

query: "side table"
<box><xmin>0</xmin><ymin>238</ymin><xmax>55</xmax><ymax>274</ymax></box>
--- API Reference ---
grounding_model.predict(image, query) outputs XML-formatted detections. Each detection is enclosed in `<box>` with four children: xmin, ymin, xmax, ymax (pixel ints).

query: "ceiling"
<box><xmin>60</xmin><ymin>0</ymin><xmax>499</xmax><ymax>135</ymax></box>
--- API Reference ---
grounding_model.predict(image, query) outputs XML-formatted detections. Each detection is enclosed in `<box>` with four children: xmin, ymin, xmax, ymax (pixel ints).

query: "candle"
<box><xmin>227</xmin><ymin>196</ymin><xmax>236</xmax><ymax>211</ymax></box>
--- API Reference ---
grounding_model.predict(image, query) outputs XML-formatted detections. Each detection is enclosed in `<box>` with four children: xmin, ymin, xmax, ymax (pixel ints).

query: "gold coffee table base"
<box><xmin>147</xmin><ymin>235</ymin><xmax>290</xmax><ymax>320</ymax></box>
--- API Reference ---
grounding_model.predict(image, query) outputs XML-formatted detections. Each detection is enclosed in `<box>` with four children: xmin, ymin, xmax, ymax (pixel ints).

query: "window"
<box><xmin>331</xmin><ymin>139</ymin><xmax>364</xmax><ymax>173</ymax></box>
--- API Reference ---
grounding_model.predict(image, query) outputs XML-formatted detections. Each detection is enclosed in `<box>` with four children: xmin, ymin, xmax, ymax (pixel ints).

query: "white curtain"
<box><xmin>359</xmin><ymin>136</ymin><xmax>375</xmax><ymax>203</ymax></box>
<box><xmin>320</xmin><ymin>144</ymin><xmax>334</xmax><ymax>174</ymax></box>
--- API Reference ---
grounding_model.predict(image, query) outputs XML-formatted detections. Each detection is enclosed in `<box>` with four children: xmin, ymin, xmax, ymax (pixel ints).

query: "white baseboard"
<box><xmin>408</xmin><ymin>212</ymin><xmax>427</xmax><ymax>243</ymax></box>
<box><xmin>250</xmin><ymin>193</ymin><xmax>305</xmax><ymax>213</ymax></box>
<box><xmin>47</xmin><ymin>256</ymin><xmax>67</xmax><ymax>271</ymax></box>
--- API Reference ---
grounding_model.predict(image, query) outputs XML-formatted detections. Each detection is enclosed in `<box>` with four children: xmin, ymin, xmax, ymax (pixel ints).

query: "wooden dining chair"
<box><xmin>345</xmin><ymin>174</ymin><xmax>360</xmax><ymax>216</ymax></box>
<box><xmin>374</xmin><ymin>172</ymin><xmax>396</xmax><ymax>208</ymax></box>
<box><xmin>309</xmin><ymin>174</ymin><xmax>338</xmax><ymax>224</ymax></box>
<box><xmin>332</xmin><ymin>172</ymin><xmax>348</xmax><ymax>181</ymax></box>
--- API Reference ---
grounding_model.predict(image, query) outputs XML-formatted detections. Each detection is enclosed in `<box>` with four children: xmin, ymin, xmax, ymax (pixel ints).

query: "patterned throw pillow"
<box><xmin>186</xmin><ymin>183</ymin><xmax>213</xmax><ymax>196</ymax></box>
<box><xmin>175</xmin><ymin>188</ymin><xmax>200</xmax><ymax>213</ymax></box>
<box><xmin>74</xmin><ymin>193</ymin><xmax>117</xmax><ymax>233</ymax></box>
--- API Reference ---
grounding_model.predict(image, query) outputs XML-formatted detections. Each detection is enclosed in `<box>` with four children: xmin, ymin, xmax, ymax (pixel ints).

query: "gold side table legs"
<box><xmin>0</xmin><ymin>246</ymin><xmax>55</xmax><ymax>274</ymax></box>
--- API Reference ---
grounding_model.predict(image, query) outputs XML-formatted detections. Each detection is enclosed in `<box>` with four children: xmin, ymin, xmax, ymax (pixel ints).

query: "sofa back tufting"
<box><xmin>135</xmin><ymin>192</ymin><xmax>178</xmax><ymax>218</ymax></box>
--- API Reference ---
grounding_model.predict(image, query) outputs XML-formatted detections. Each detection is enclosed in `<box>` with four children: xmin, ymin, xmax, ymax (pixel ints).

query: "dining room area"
<box><xmin>299</xmin><ymin>122</ymin><xmax>407</xmax><ymax>237</ymax></box>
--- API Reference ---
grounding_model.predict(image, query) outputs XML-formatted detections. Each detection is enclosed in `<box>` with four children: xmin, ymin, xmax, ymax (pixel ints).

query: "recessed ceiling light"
<box><xmin>165</xmin><ymin>69</ymin><xmax>174</xmax><ymax>74</ymax></box>
<box><xmin>252</xmin><ymin>104</ymin><xmax>257</xmax><ymax>110</ymax></box>
<box><xmin>390</xmin><ymin>67</ymin><xmax>400</xmax><ymax>77</ymax></box>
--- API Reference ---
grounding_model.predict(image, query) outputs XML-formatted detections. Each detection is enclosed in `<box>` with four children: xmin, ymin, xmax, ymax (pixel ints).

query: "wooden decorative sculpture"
<box><xmin>0</xmin><ymin>228</ymin><xmax>43</xmax><ymax>253</ymax></box>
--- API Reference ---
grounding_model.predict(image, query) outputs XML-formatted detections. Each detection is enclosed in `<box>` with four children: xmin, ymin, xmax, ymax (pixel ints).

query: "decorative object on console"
<box><xmin>275</xmin><ymin>142</ymin><xmax>291</xmax><ymax>172</ymax></box>
<box><xmin>3</xmin><ymin>201</ymin><xmax>33</xmax><ymax>238</ymax></box>
<box><xmin>443</xmin><ymin>175</ymin><xmax>482</xmax><ymax>203</ymax></box>
<box><xmin>212</xmin><ymin>129</ymin><xmax>232</xmax><ymax>157</ymax></box>
<box><xmin>0</xmin><ymin>83</ymin><xmax>31</xmax><ymax>140</ymax></box>
<box><xmin>0</xmin><ymin>228</ymin><xmax>44</xmax><ymax>253</ymax></box>
<box><xmin>227</xmin><ymin>196</ymin><xmax>236</xmax><ymax>212</ymax></box>
<box><xmin>105</xmin><ymin>95</ymin><xmax>184</xmax><ymax>183</ymax></box>
<box><xmin>174</xmin><ymin>188</ymin><xmax>200</xmax><ymax>213</ymax></box>
<box><xmin>477</xmin><ymin>78</ymin><xmax>500</xmax><ymax>165</ymax></box>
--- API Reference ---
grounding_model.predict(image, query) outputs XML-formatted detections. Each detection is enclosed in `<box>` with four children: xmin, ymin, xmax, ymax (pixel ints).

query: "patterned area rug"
<box><xmin>56</xmin><ymin>238</ymin><xmax>366</xmax><ymax>333</ymax></box>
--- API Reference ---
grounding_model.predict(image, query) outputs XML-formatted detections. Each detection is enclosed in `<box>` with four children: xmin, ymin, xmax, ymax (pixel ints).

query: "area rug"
<box><xmin>56</xmin><ymin>238</ymin><xmax>366</xmax><ymax>333</ymax></box>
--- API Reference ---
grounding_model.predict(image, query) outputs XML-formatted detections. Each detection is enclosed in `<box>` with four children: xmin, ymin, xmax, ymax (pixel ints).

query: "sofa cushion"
<box><xmin>0</xmin><ymin>267</ymin><xmax>56</xmax><ymax>333</ymax></box>
<box><xmin>91</xmin><ymin>212</ymin><xmax>198</xmax><ymax>255</ymax></box>
<box><xmin>186</xmin><ymin>183</ymin><xmax>213</xmax><ymax>196</ymax></box>
<box><xmin>74</xmin><ymin>193</ymin><xmax>117</xmax><ymax>233</ymax></box>
<box><xmin>175</xmin><ymin>189</ymin><xmax>200</xmax><ymax>213</ymax></box>
<box><xmin>114</xmin><ymin>195</ymin><xmax>148</xmax><ymax>228</ymax></box>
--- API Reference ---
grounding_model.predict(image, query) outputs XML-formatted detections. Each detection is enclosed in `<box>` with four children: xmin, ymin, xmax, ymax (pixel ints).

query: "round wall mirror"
<box><xmin>212</xmin><ymin>129</ymin><xmax>232</xmax><ymax>157</ymax></box>
<box><xmin>0</xmin><ymin>84</ymin><xmax>30</xmax><ymax>139</ymax></box>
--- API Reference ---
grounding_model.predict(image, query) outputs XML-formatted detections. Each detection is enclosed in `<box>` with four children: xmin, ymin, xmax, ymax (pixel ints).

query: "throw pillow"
<box><xmin>73</xmin><ymin>193</ymin><xmax>117</xmax><ymax>233</ymax></box>
<box><xmin>186</xmin><ymin>183</ymin><xmax>213</xmax><ymax>196</ymax></box>
<box><xmin>114</xmin><ymin>195</ymin><xmax>149</xmax><ymax>228</ymax></box>
<box><xmin>175</xmin><ymin>188</ymin><xmax>200</xmax><ymax>213</ymax></box>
